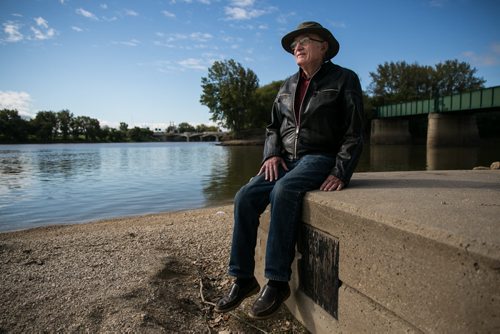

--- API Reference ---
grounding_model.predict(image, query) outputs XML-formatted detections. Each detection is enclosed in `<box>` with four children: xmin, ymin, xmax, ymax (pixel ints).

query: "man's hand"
<box><xmin>258</xmin><ymin>156</ymin><xmax>289</xmax><ymax>181</ymax></box>
<box><xmin>320</xmin><ymin>175</ymin><xmax>345</xmax><ymax>191</ymax></box>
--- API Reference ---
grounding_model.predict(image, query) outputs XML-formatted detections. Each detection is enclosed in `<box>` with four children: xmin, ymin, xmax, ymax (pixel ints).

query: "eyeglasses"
<box><xmin>290</xmin><ymin>37</ymin><xmax>325</xmax><ymax>51</ymax></box>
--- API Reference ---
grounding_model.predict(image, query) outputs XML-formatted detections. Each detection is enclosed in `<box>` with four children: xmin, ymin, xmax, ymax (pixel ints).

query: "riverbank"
<box><xmin>0</xmin><ymin>205</ymin><xmax>307</xmax><ymax>333</ymax></box>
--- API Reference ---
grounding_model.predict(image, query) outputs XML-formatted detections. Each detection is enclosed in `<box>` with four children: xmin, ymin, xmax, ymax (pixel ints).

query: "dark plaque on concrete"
<box><xmin>298</xmin><ymin>224</ymin><xmax>340</xmax><ymax>319</ymax></box>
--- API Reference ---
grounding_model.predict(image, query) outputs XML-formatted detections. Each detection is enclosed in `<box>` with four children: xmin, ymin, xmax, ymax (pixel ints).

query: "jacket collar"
<box><xmin>294</xmin><ymin>61</ymin><xmax>334</xmax><ymax>82</ymax></box>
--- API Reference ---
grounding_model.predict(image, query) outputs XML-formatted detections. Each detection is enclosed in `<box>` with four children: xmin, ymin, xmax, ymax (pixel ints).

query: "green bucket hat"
<box><xmin>281</xmin><ymin>21</ymin><xmax>340</xmax><ymax>60</ymax></box>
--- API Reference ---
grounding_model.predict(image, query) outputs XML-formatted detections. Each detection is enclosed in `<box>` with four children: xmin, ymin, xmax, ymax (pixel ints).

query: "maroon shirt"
<box><xmin>294</xmin><ymin>70</ymin><xmax>311</xmax><ymax>127</ymax></box>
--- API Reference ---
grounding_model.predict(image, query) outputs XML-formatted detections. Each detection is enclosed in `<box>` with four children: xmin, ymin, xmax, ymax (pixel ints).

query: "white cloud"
<box><xmin>170</xmin><ymin>0</ymin><xmax>212</xmax><ymax>4</ymax></box>
<box><xmin>113</xmin><ymin>39</ymin><xmax>140</xmax><ymax>47</ymax></box>
<box><xmin>3</xmin><ymin>22</ymin><xmax>24</xmax><ymax>42</ymax></box>
<box><xmin>34</xmin><ymin>17</ymin><xmax>49</xmax><ymax>28</ymax></box>
<box><xmin>225</xmin><ymin>7</ymin><xmax>265</xmax><ymax>20</ymax></box>
<box><xmin>178</xmin><ymin>58</ymin><xmax>207</xmax><ymax>70</ymax></box>
<box><xmin>102</xmin><ymin>16</ymin><xmax>118</xmax><ymax>22</ymax></box>
<box><xmin>100</xmin><ymin>4</ymin><xmax>108</xmax><ymax>10</ymax></box>
<box><xmin>331</xmin><ymin>21</ymin><xmax>346</xmax><ymax>29</ymax></box>
<box><xmin>162</xmin><ymin>10</ymin><xmax>176</xmax><ymax>18</ymax></box>
<box><xmin>124</xmin><ymin>9</ymin><xmax>139</xmax><ymax>17</ymax></box>
<box><xmin>72</xmin><ymin>26</ymin><xmax>84</xmax><ymax>32</ymax></box>
<box><xmin>230</xmin><ymin>0</ymin><xmax>254</xmax><ymax>7</ymax></box>
<box><xmin>0</xmin><ymin>91</ymin><xmax>33</xmax><ymax>117</ymax></box>
<box><xmin>462</xmin><ymin>42</ymin><xmax>500</xmax><ymax>67</ymax></box>
<box><xmin>276</xmin><ymin>12</ymin><xmax>296</xmax><ymax>25</ymax></box>
<box><xmin>3</xmin><ymin>17</ymin><xmax>56</xmax><ymax>42</ymax></box>
<box><xmin>154</xmin><ymin>32</ymin><xmax>213</xmax><ymax>46</ymax></box>
<box><xmin>141</xmin><ymin>56</ymin><xmax>214</xmax><ymax>73</ymax></box>
<box><xmin>429</xmin><ymin>0</ymin><xmax>448</xmax><ymax>7</ymax></box>
<box><xmin>156</xmin><ymin>61</ymin><xmax>177</xmax><ymax>73</ymax></box>
<box><xmin>224</xmin><ymin>1</ymin><xmax>271</xmax><ymax>21</ymax></box>
<box><xmin>76</xmin><ymin>8</ymin><xmax>99</xmax><ymax>20</ymax></box>
<box><xmin>31</xmin><ymin>17</ymin><xmax>56</xmax><ymax>40</ymax></box>
<box><xmin>492</xmin><ymin>42</ymin><xmax>500</xmax><ymax>55</ymax></box>
<box><xmin>190</xmin><ymin>32</ymin><xmax>213</xmax><ymax>42</ymax></box>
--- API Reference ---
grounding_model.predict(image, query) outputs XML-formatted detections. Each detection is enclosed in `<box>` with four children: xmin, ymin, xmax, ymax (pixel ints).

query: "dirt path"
<box><xmin>0</xmin><ymin>206</ymin><xmax>307</xmax><ymax>333</ymax></box>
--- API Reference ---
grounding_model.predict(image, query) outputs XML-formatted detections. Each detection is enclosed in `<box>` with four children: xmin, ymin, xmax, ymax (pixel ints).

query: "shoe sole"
<box><xmin>214</xmin><ymin>285</ymin><xmax>260</xmax><ymax>313</ymax></box>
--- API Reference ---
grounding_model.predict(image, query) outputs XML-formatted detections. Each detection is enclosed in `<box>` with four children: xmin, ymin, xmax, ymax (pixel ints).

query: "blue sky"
<box><xmin>1</xmin><ymin>0</ymin><xmax>499</xmax><ymax>129</ymax></box>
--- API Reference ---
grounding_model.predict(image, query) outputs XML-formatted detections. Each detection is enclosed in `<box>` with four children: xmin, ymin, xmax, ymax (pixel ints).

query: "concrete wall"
<box><xmin>255</xmin><ymin>170</ymin><xmax>500</xmax><ymax>333</ymax></box>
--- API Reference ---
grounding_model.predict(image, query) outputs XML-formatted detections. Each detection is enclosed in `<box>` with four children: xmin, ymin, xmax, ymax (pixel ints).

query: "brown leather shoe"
<box><xmin>214</xmin><ymin>278</ymin><xmax>260</xmax><ymax>313</ymax></box>
<box><xmin>249</xmin><ymin>284</ymin><xmax>291</xmax><ymax>319</ymax></box>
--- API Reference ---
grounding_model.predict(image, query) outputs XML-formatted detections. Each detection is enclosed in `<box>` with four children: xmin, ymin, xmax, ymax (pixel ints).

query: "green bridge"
<box><xmin>371</xmin><ymin>85</ymin><xmax>500</xmax><ymax>146</ymax></box>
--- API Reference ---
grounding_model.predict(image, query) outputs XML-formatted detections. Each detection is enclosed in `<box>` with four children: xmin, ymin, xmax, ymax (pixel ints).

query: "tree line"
<box><xmin>200</xmin><ymin>59</ymin><xmax>486</xmax><ymax>134</ymax></box>
<box><xmin>0</xmin><ymin>109</ymin><xmax>219</xmax><ymax>144</ymax></box>
<box><xmin>1</xmin><ymin>58</ymin><xmax>487</xmax><ymax>143</ymax></box>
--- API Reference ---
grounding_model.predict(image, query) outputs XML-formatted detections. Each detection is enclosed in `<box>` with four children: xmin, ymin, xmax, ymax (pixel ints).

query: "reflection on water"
<box><xmin>203</xmin><ymin>145</ymin><xmax>262</xmax><ymax>205</ymax></box>
<box><xmin>356</xmin><ymin>141</ymin><xmax>498</xmax><ymax>173</ymax></box>
<box><xmin>426</xmin><ymin>146</ymin><xmax>479</xmax><ymax>170</ymax></box>
<box><xmin>0</xmin><ymin>141</ymin><xmax>498</xmax><ymax>232</ymax></box>
<box><xmin>364</xmin><ymin>145</ymin><xmax>426</xmax><ymax>172</ymax></box>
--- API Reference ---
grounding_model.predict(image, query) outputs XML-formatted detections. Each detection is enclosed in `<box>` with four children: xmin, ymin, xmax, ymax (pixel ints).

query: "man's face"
<box><xmin>292</xmin><ymin>33</ymin><xmax>327</xmax><ymax>68</ymax></box>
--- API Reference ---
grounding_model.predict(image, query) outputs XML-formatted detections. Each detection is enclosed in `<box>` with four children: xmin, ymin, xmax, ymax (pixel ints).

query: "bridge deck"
<box><xmin>376</xmin><ymin>85</ymin><xmax>500</xmax><ymax>118</ymax></box>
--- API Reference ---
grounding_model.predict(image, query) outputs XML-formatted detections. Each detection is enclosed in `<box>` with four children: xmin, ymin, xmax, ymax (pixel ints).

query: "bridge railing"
<box><xmin>375</xmin><ymin>85</ymin><xmax>500</xmax><ymax>118</ymax></box>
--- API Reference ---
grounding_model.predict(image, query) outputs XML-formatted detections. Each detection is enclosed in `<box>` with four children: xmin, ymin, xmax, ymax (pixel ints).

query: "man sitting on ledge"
<box><xmin>215</xmin><ymin>21</ymin><xmax>364</xmax><ymax>319</ymax></box>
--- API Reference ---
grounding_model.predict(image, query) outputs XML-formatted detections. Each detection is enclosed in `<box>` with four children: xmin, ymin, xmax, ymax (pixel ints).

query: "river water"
<box><xmin>0</xmin><ymin>141</ymin><xmax>498</xmax><ymax>232</ymax></box>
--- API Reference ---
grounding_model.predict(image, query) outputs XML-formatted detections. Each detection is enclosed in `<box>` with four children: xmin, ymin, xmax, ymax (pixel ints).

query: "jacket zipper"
<box><xmin>291</xmin><ymin>77</ymin><xmax>298</xmax><ymax>160</ymax></box>
<box><xmin>293</xmin><ymin>69</ymin><xmax>319</xmax><ymax>160</ymax></box>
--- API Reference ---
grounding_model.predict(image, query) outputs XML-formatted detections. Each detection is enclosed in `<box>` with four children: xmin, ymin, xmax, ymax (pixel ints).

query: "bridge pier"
<box><xmin>370</xmin><ymin>119</ymin><xmax>411</xmax><ymax>144</ymax></box>
<box><xmin>427</xmin><ymin>113</ymin><xmax>479</xmax><ymax>147</ymax></box>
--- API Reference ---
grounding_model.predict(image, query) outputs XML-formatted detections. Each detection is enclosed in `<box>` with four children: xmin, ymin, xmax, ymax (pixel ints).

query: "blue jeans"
<box><xmin>228</xmin><ymin>154</ymin><xmax>336</xmax><ymax>282</ymax></box>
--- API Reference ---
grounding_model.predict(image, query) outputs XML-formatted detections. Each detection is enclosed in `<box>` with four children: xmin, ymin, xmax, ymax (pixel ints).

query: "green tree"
<box><xmin>119</xmin><ymin>122</ymin><xmax>129</xmax><ymax>140</ymax></box>
<box><xmin>368</xmin><ymin>61</ymin><xmax>433</xmax><ymax>105</ymax></box>
<box><xmin>200</xmin><ymin>59</ymin><xmax>259</xmax><ymax>133</ymax></box>
<box><xmin>177</xmin><ymin>122</ymin><xmax>196</xmax><ymax>133</ymax></box>
<box><xmin>108</xmin><ymin>127</ymin><xmax>126</xmax><ymax>142</ymax></box>
<box><xmin>69</xmin><ymin>116</ymin><xmax>100</xmax><ymax>141</ymax></box>
<box><xmin>195</xmin><ymin>124</ymin><xmax>220</xmax><ymax>133</ymax></box>
<box><xmin>100</xmin><ymin>125</ymin><xmax>111</xmax><ymax>142</ymax></box>
<box><xmin>119</xmin><ymin>122</ymin><xmax>128</xmax><ymax>132</ymax></box>
<box><xmin>433</xmin><ymin>59</ymin><xmax>485</xmax><ymax>96</ymax></box>
<box><xmin>166</xmin><ymin>124</ymin><xmax>177</xmax><ymax>133</ymax></box>
<box><xmin>196</xmin><ymin>124</ymin><xmax>208</xmax><ymax>133</ymax></box>
<box><xmin>57</xmin><ymin>109</ymin><xmax>73</xmax><ymax>141</ymax></box>
<box><xmin>70</xmin><ymin>116</ymin><xmax>84</xmax><ymax>140</ymax></box>
<box><xmin>368</xmin><ymin>59</ymin><xmax>485</xmax><ymax>106</ymax></box>
<box><xmin>251</xmin><ymin>80</ymin><xmax>284</xmax><ymax>128</ymax></box>
<box><xmin>0</xmin><ymin>109</ymin><xmax>29</xmax><ymax>142</ymax></box>
<box><xmin>84</xmin><ymin>117</ymin><xmax>101</xmax><ymax>142</ymax></box>
<box><xmin>129</xmin><ymin>126</ymin><xmax>154</xmax><ymax>142</ymax></box>
<box><xmin>31</xmin><ymin>111</ymin><xmax>58</xmax><ymax>142</ymax></box>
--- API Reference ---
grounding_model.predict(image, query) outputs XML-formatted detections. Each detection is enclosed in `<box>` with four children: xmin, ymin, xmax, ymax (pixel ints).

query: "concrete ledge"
<box><xmin>255</xmin><ymin>170</ymin><xmax>500</xmax><ymax>333</ymax></box>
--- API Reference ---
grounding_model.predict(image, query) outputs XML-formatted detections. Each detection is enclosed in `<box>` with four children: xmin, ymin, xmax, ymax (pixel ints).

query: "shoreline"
<box><xmin>0</xmin><ymin>205</ymin><xmax>306</xmax><ymax>333</ymax></box>
<box><xmin>0</xmin><ymin>200</ymin><xmax>236</xmax><ymax>235</ymax></box>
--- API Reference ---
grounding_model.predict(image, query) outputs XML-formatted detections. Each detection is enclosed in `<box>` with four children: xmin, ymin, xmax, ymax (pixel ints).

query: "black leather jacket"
<box><xmin>263</xmin><ymin>61</ymin><xmax>364</xmax><ymax>185</ymax></box>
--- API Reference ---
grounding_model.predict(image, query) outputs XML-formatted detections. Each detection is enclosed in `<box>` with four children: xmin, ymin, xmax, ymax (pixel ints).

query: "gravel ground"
<box><xmin>0</xmin><ymin>205</ymin><xmax>308</xmax><ymax>333</ymax></box>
